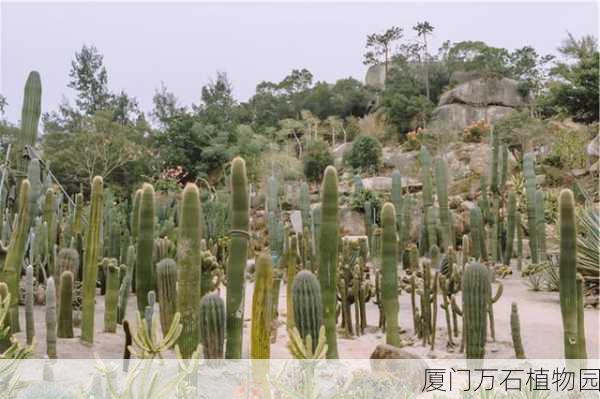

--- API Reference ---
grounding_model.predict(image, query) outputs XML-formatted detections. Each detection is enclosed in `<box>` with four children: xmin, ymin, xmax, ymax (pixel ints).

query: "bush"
<box><xmin>462</xmin><ymin>119</ymin><xmax>490</xmax><ymax>143</ymax></box>
<box><xmin>345</xmin><ymin>135</ymin><xmax>382</xmax><ymax>172</ymax></box>
<box><xmin>303</xmin><ymin>139</ymin><xmax>334</xmax><ymax>182</ymax></box>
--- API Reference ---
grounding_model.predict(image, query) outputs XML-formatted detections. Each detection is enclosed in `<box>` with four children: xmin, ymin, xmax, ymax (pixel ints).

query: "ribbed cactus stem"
<box><xmin>225</xmin><ymin>157</ymin><xmax>249</xmax><ymax>359</ymax></box>
<box><xmin>156</xmin><ymin>258</ymin><xmax>177</xmax><ymax>336</ymax></box>
<box><xmin>504</xmin><ymin>192</ymin><xmax>517</xmax><ymax>266</ymax></box>
<box><xmin>1</xmin><ymin>179</ymin><xmax>31</xmax><ymax>333</ymax></box>
<box><xmin>318</xmin><ymin>166</ymin><xmax>339</xmax><ymax>359</ymax></box>
<box><xmin>177</xmin><ymin>183</ymin><xmax>203</xmax><ymax>359</ymax></box>
<box><xmin>136</xmin><ymin>183</ymin><xmax>155</xmax><ymax>312</ymax></box>
<box><xmin>435</xmin><ymin>158</ymin><xmax>451</xmax><ymax>251</ymax></box>
<box><xmin>576</xmin><ymin>275</ymin><xmax>587</xmax><ymax>359</ymax></box>
<box><xmin>118</xmin><ymin>244</ymin><xmax>135</xmax><ymax>324</ymax></box>
<box><xmin>25</xmin><ymin>265</ymin><xmax>35</xmax><ymax>344</ymax></box>
<box><xmin>251</xmin><ymin>254</ymin><xmax>272</xmax><ymax>359</ymax></box>
<box><xmin>535</xmin><ymin>190</ymin><xmax>546</xmax><ymax>260</ymax></box>
<box><xmin>45</xmin><ymin>277</ymin><xmax>57</xmax><ymax>359</ymax></box>
<box><xmin>43</xmin><ymin>188</ymin><xmax>57</xmax><ymax>278</ymax></box>
<box><xmin>469</xmin><ymin>206</ymin><xmax>484</xmax><ymax>261</ymax></box>
<box><xmin>286</xmin><ymin>234</ymin><xmax>298</xmax><ymax>330</ymax></box>
<box><xmin>104</xmin><ymin>259</ymin><xmax>120</xmax><ymax>333</ymax></box>
<box><xmin>81</xmin><ymin>176</ymin><xmax>103</xmax><ymax>344</ymax></box>
<box><xmin>489</xmin><ymin>126</ymin><xmax>499</xmax><ymax>194</ymax></box>
<box><xmin>381</xmin><ymin>203</ymin><xmax>400</xmax><ymax>347</ymax></box>
<box><xmin>199</xmin><ymin>292</ymin><xmax>225</xmax><ymax>359</ymax></box>
<box><xmin>523</xmin><ymin>153</ymin><xmax>539</xmax><ymax>263</ymax></box>
<box><xmin>516</xmin><ymin>211</ymin><xmax>523</xmax><ymax>271</ymax></box>
<box><xmin>14</xmin><ymin>71</ymin><xmax>41</xmax><ymax>185</ymax></box>
<box><xmin>510</xmin><ymin>302</ymin><xmax>526</xmax><ymax>359</ymax></box>
<box><xmin>58</xmin><ymin>271</ymin><xmax>74</xmax><ymax>338</ymax></box>
<box><xmin>292</xmin><ymin>270</ymin><xmax>323</xmax><ymax>351</ymax></box>
<box><xmin>462</xmin><ymin>262</ymin><xmax>491</xmax><ymax>359</ymax></box>
<box><xmin>57</xmin><ymin>248</ymin><xmax>79</xmax><ymax>284</ymax></box>
<box><xmin>558</xmin><ymin>189</ymin><xmax>579</xmax><ymax>359</ymax></box>
<box><xmin>420</xmin><ymin>146</ymin><xmax>433</xmax><ymax>208</ymax></box>
<box><xmin>391</xmin><ymin>169</ymin><xmax>403</xmax><ymax>247</ymax></box>
<box><xmin>131</xmin><ymin>189</ymin><xmax>142</xmax><ymax>243</ymax></box>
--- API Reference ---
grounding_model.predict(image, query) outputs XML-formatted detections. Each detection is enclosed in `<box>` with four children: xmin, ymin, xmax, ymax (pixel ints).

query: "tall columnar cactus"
<box><xmin>25</xmin><ymin>265</ymin><xmax>35</xmax><ymax>345</ymax></box>
<box><xmin>14</xmin><ymin>71</ymin><xmax>41</xmax><ymax>188</ymax></box>
<box><xmin>558</xmin><ymin>189</ymin><xmax>580</xmax><ymax>359</ymax></box>
<box><xmin>318</xmin><ymin>166</ymin><xmax>339</xmax><ymax>359</ymax></box>
<box><xmin>510</xmin><ymin>302</ymin><xmax>526</xmax><ymax>359</ymax></box>
<box><xmin>576</xmin><ymin>275</ymin><xmax>587</xmax><ymax>359</ymax></box>
<box><xmin>462</xmin><ymin>262</ymin><xmax>491</xmax><ymax>359</ymax></box>
<box><xmin>43</xmin><ymin>188</ymin><xmax>57</xmax><ymax>276</ymax></box>
<box><xmin>516</xmin><ymin>211</ymin><xmax>524</xmax><ymax>271</ymax></box>
<box><xmin>104</xmin><ymin>259</ymin><xmax>120</xmax><ymax>333</ymax></box>
<box><xmin>251</xmin><ymin>254</ymin><xmax>273</xmax><ymax>359</ymax></box>
<box><xmin>381</xmin><ymin>203</ymin><xmax>400</xmax><ymax>347</ymax></box>
<box><xmin>292</xmin><ymin>270</ymin><xmax>323</xmax><ymax>351</ymax></box>
<box><xmin>499</xmin><ymin>144</ymin><xmax>509</xmax><ymax>191</ymax></box>
<box><xmin>177</xmin><ymin>183</ymin><xmax>203</xmax><ymax>359</ymax></box>
<box><xmin>420</xmin><ymin>146</ymin><xmax>433</xmax><ymax>209</ymax></box>
<box><xmin>199</xmin><ymin>292</ymin><xmax>225</xmax><ymax>359</ymax></box>
<box><xmin>58</xmin><ymin>270</ymin><xmax>74</xmax><ymax>338</ymax></box>
<box><xmin>118</xmin><ymin>244</ymin><xmax>135</xmax><ymax>324</ymax></box>
<box><xmin>81</xmin><ymin>176</ymin><xmax>103</xmax><ymax>344</ymax></box>
<box><xmin>469</xmin><ymin>206</ymin><xmax>485</xmax><ymax>261</ymax></box>
<box><xmin>27</xmin><ymin>159</ymin><xmax>42</xmax><ymax>216</ymax></box>
<box><xmin>136</xmin><ymin>183</ymin><xmax>155</xmax><ymax>312</ymax></box>
<box><xmin>426</xmin><ymin>206</ymin><xmax>438</xmax><ymax>253</ymax></box>
<box><xmin>57</xmin><ymin>247</ymin><xmax>79</xmax><ymax>284</ymax></box>
<box><xmin>523</xmin><ymin>153</ymin><xmax>539</xmax><ymax>263</ymax></box>
<box><xmin>489</xmin><ymin>127</ymin><xmax>500</xmax><ymax>194</ymax></box>
<box><xmin>391</xmin><ymin>169</ymin><xmax>403</xmax><ymax>245</ymax></box>
<box><xmin>0</xmin><ymin>179</ymin><xmax>31</xmax><ymax>333</ymax></box>
<box><xmin>46</xmin><ymin>277</ymin><xmax>57</xmax><ymax>359</ymax></box>
<box><xmin>435</xmin><ymin>158</ymin><xmax>451</xmax><ymax>251</ymax></box>
<box><xmin>156</xmin><ymin>258</ymin><xmax>177</xmax><ymax>336</ymax></box>
<box><xmin>131</xmin><ymin>189</ymin><xmax>142</xmax><ymax>243</ymax></box>
<box><xmin>535</xmin><ymin>190</ymin><xmax>546</xmax><ymax>261</ymax></box>
<box><xmin>504</xmin><ymin>192</ymin><xmax>517</xmax><ymax>266</ymax></box>
<box><xmin>286</xmin><ymin>234</ymin><xmax>298</xmax><ymax>330</ymax></box>
<box><xmin>225</xmin><ymin>157</ymin><xmax>249</xmax><ymax>359</ymax></box>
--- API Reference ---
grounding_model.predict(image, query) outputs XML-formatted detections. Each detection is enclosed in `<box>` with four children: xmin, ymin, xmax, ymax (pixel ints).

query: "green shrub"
<box><xmin>303</xmin><ymin>139</ymin><xmax>333</xmax><ymax>182</ymax></box>
<box><xmin>345</xmin><ymin>135</ymin><xmax>382</xmax><ymax>172</ymax></box>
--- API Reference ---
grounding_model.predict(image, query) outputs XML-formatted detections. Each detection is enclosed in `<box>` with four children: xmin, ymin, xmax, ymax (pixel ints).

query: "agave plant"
<box><xmin>577</xmin><ymin>207</ymin><xmax>599</xmax><ymax>276</ymax></box>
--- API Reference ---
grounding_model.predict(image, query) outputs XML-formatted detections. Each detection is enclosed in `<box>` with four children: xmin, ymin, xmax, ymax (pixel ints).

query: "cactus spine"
<box><xmin>136</xmin><ymin>183</ymin><xmax>155</xmax><ymax>312</ymax></box>
<box><xmin>292</xmin><ymin>270</ymin><xmax>323</xmax><ymax>351</ymax></box>
<box><xmin>558</xmin><ymin>189</ymin><xmax>580</xmax><ymax>359</ymax></box>
<box><xmin>523</xmin><ymin>153</ymin><xmax>539</xmax><ymax>263</ymax></box>
<box><xmin>510</xmin><ymin>302</ymin><xmax>526</xmax><ymax>359</ymax></box>
<box><xmin>81</xmin><ymin>176</ymin><xmax>103</xmax><ymax>344</ymax></box>
<box><xmin>104</xmin><ymin>259</ymin><xmax>120</xmax><ymax>333</ymax></box>
<box><xmin>251</xmin><ymin>254</ymin><xmax>272</xmax><ymax>359</ymax></box>
<box><xmin>58</xmin><ymin>270</ymin><xmax>74</xmax><ymax>338</ymax></box>
<box><xmin>46</xmin><ymin>277</ymin><xmax>57</xmax><ymax>359</ymax></box>
<box><xmin>225</xmin><ymin>157</ymin><xmax>249</xmax><ymax>359</ymax></box>
<box><xmin>25</xmin><ymin>265</ymin><xmax>35</xmax><ymax>344</ymax></box>
<box><xmin>177</xmin><ymin>183</ymin><xmax>203</xmax><ymax>359</ymax></box>
<box><xmin>462</xmin><ymin>262</ymin><xmax>491</xmax><ymax>359</ymax></box>
<box><xmin>504</xmin><ymin>192</ymin><xmax>517</xmax><ymax>266</ymax></box>
<box><xmin>381</xmin><ymin>203</ymin><xmax>400</xmax><ymax>347</ymax></box>
<box><xmin>1</xmin><ymin>179</ymin><xmax>31</xmax><ymax>332</ymax></box>
<box><xmin>156</xmin><ymin>258</ymin><xmax>177</xmax><ymax>336</ymax></box>
<box><xmin>435</xmin><ymin>157</ymin><xmax>451</xmax><ymax>251</ymax></box>
<box><xmin>318</xmin><ymin>166</ymin><xmax>339</xmax><ymax>359</ymax></box>
<box><xmin>199</xmin><ymin>292</ymin><xmax>225</xmax><ymax>359</ymax></box>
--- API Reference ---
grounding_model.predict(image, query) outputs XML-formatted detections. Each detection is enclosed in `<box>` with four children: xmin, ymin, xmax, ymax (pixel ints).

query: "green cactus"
<box><xmin>391</xmin><ymin>169</ymin><xmax>403</xmax><ymax>244</ymax></box>
<box><xmin>535</xmin><ymin>190</ymin><xmax>546</xmax><ymax>260</ymax></box>
<box><xmin>286</xmin><ymin>233</ymin><xmax>298</xmax><ymax>330</ymax></box>
<box><xmin>251</xmin><ymin>254</ymin><xmax>272</xmax><ymax>359</ymax></box>
<box><xmin>489</xmin><ymin>127</ymin><xmax>500</xmax><ymax>194</ymax></box>
<box><xmin>136</xmin><ymin>183</ymin><xmax>155</xmax><ymax>312</ymax></box>
<box><xmin>25</xmin><ymin>265</ymin><xmax>35</xmax><ymax>345</ymax></box>
<box><xmin>131</xmin><ymin>189</ymin><xmax>142</xmax><ymax>243</ymax></box>
<box><xmin>27</xmin><ymin>159</ymin><xmax>42</xmax><ymax>217</ymax></box>
<box><xmin>14</xmin><ymin>71</ymin><xmax>41</xmax><ymax>190</ymax></box>
<box><xmin>45</xmin><ymin>277</ymin><xmax>57</xmax><ymax>359</ymax></box>
<box><xmin>292</xmin><ymin>270</ymin><xmax>323</xmax><ymax>351</ymax></box>
<box><xmin>435</xmin><ymin>158</ymin><xmax>451</xmax><ymax>251</ymax></box>
<box><xmin>56</xmin><ymin>247</ymin><xmax>79</xmax><ymax>284</ymax></box>
<box><xmin>479</xmin><ymin>175</ymin><xmax>490</xmax><ymax>224</ymax></box>
<box><xmin>558</xmin><ymin>189</ymin><xmax>580</xmax><ymax>359</ymax></box>
<box><xmin>510</xmin><ymin>302</ymin><xmax>526</xmax><ymax>359</ymax></box>
<box><xmin>156</xmin><ymin>258</ymin><xmax>177</xmax><ymax>336</ymax></box>
<box><xmin>225</xmin><ymin>157</ymin><xmax>249</xmax><ymax>359</ymax></box>
<box><xmin>81</xmin><ymin>176</ymin><xmax>103</xmax><ymax>344</ymax></box>
<box><xmin>462</xmin><ymin>262</ymin><xmax>491</xmax><ymax>359</ymax></box>
<box><xmin>0</xmin><ymin>179</ymin><xmax>31</xmax><ymax>333</ymax></box>
<box><xmin>499</xmin><ymin>144</ymin><xmax>509</xmax><ymax>191</ymax></box>
<box><xmin>177</xmin><ymin>183</ymin><xmax>203</xmax><ymax>359</ymax></box>
<box><xmin>117</xmin><ymin>244</ymin><xmax>135</xmax><ymax>324</ymax></box>
<box><xmin>318</xmin><ymin>166</ymin><xmax>339</xmax><ymax>359</ymax></box>
<box><xmin>523</xmin><ymin>153</ymin><xmax>539</xmax><ymax>263</ymax></box>
<box><xmin>104</xmin><ymin>259</ymin><xmax>120</xmax><ymax>333</ymax></box>
<box><xmin>420</xmin><ymin>146</ymin><xmax>433</xmax><ymax>209</ymax></box>
<box><xmin>57</xmin><ymin>270</ymin><xmax>74</xmax><ymax>338</ymax></box>
<box><xmin>199</xmin><ymin>292</ymin><xmax>225</xmax><ymax>359</ymax></box>
<box><xmin>576</xmin><ymin>275</ymin><xmax>587</xmax><ymax>359</ymax></box>
<box><xmin>504</xmin><ymin>192</ymin><xmax>517</xmax><ymax>266</ymax></box>
<box><xmin>43</xmin><ymin>188</ymin><xmax>57</xmax><ymax>277</ymax></box>
<box><xmin>469</xmin><ymin>206</ymin><xmax>485</xmax><ymax>261</ymax></box>
<box><xmin>516</xmin><ymin>211</ymin><xmax>524</xmax><ymax>271</ymax></box>
<box><xmin>381</xmin><ymin>203</ymin><xmax>400</xmax><ymax>347</ymax></box>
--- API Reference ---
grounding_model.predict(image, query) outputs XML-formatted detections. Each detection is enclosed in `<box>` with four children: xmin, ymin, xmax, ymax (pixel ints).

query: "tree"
<box><xmin>413</xmin><ymin>21</ymin><xmax>435</xmax><ymax>101</ymax></box>
<box><xmin>363</xmin><ymin>26</ymin><xmax>403</xmax><ymax>77</ymax></box>
<box><xmin>68</xmin><ymin>45</ymin><xmax>112</xmax><ymax>115</ymax></box>
<box><xmin>152</xmin><ymin>82</ymin><xmax>186</xmax><ymax>127</ymax></box>
<box><xmin>0</xmin><ymin>95</ymin><xmax>6</xmax><ymax>116</ymax></box>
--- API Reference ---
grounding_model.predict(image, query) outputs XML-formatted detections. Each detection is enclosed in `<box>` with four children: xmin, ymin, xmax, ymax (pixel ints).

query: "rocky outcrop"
<box><xmin>432</xmin><ymin>77</ymin><xmax>528</xmax><ymax>129</ymax></box>
<box><xmin>365</xmin><ymin>64</ymin><xmax>387</xmax><ymax>90</ymax></box>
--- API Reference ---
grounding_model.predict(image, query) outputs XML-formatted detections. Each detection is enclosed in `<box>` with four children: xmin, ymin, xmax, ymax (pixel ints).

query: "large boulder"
<box><xmin>340</xmin><ymin>207</ymin><xmax>365</xmax><ymax>236</ymax></box>
<box><xmin>588</xmin><ymin>135</ymin><xmax>599</xmax><ymax>158</ymax></box>
<box><xmin>432</xmin><ymin>103</ymin><xmax>516</xmax><ymax>130</ymax></box>
<box><xmin>365</xmin><ymin>64</ymin><xmax>387</xmax><ymax>90</ymax></box>
<box><xmin>439</xmin><ymin>77</ymin><xmax>528</xmax><ymax>108</ymax></box>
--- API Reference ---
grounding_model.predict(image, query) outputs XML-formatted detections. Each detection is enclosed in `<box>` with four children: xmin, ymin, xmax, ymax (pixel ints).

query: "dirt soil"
<box><xmin>14</xmin><ymin>272</ymin><xmax>599</xmax><ymax>360</ymax></box>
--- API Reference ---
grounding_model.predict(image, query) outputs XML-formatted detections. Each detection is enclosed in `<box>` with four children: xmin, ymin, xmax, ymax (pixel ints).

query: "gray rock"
<box><xmin>439</xmin><ymin>77</ymin><xmax>528</xmax><ymax>108</ymax></box>
<box><xmin>340</xmin><ymin>207</ymin><xmax>365</xmax><ymax>236</ymax></box>
<box><xmin>365</xmin><ymin>64</ymin><xmax>387</xmax><ymax>90</ymax></box>
<box><xmin>362</xmin><ymin>176</ymin><xmax>392</xmax><ymax>192</ymax></box>
<box><xmin>370</xmin><ymin>344</ymin><xmax>422</xmax><ymax>360</ymax></box>
<box><xmin>588</xmin><ymin>135</ymin><xmax>599</xmax><ymax>157</ymax></box>
<box><xmin>432</xmin><ymin>103</ymin><xmax>516</xmax><ymax>130</ymax></box>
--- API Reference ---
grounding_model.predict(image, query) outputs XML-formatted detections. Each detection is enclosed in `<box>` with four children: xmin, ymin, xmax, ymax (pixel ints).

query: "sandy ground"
<box><xmin>14</xmin><ymin>273</ymin><xmax>599</xmax><ymax>360</ymax></box>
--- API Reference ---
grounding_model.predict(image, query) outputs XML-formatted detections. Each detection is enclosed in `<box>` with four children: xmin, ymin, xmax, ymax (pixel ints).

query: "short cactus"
<box><xmin>25</xmin><ymin>265</ymin><xmax>35</xmax><ymax>345</ymax></box>
<box><xmin>45</xmin><ymin>277</ymin><xmax>57</xmax><ymax>359</ymax></box>
<box><xmin>292</xmin><ymin>270</ymin><xmax>323</xmax><ymax>352</ymax></box>
<box><xmin>57</xmin><ymin>271</ymin><xmax>74</xmax><ymax>338</ymax></box>
<box><xmin>251</xmin><ymin>254</ymin><xmax>272</xmax><ymax>359</ymax></box>
<box><xmin>510</xmin><ymin>302</ymin><xmax>526</xmax><ymax>359</ymax></box>
<box><xmin>462</xmin><ymin>262</ymin><xmax>491</xmax><ymax>359</ymax></box>
<box><xmin>156</xmin><ymin>258</ymin><xmax>177</xmax><ymax>336</ymax></box>
<box><xmin>199</xmin><ymin>292</ymin><xmax>225</xmax><ymax>359</ymax></box>
<box><xmin>104</xmin><ymin>259</ymin><xmax>120</xmax><ymax>333</ymax></box>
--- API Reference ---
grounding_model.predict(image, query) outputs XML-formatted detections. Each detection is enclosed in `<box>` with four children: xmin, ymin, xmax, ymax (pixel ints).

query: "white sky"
<box><xmin>1</xmin><ymin>1</ymin><xmax>598</xmax><ymax>124</ymax></box>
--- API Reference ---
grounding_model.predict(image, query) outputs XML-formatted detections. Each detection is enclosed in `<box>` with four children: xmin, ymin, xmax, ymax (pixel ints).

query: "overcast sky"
<box><xmin>1</xmin><ymin>1</ymin><xmax>597</xmax><ymax>124</ymax></box>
